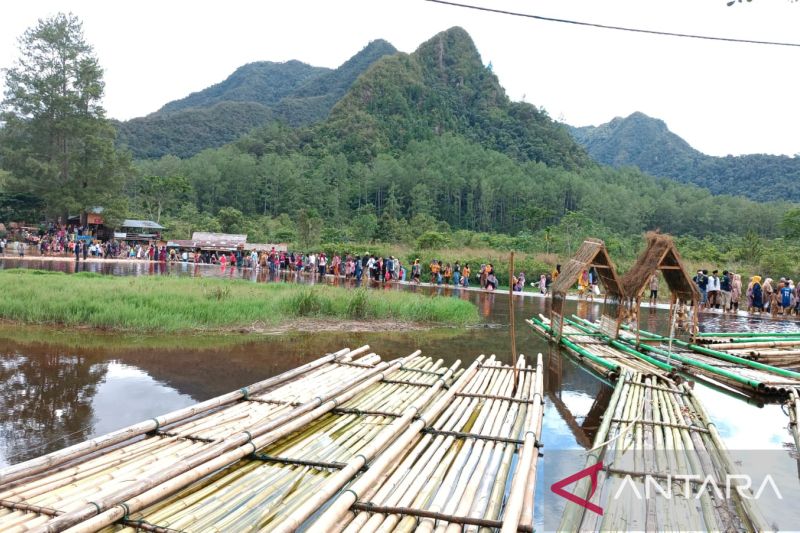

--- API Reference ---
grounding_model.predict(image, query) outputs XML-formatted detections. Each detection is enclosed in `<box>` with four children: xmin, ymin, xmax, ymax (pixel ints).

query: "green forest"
<box><xmin>571</xmin><ymin>112</ymin><xmax>800</xmax><ymax>203</ymax></box>
<box><xmin>1</xmin><ymin>17</ymin><xmax>799</xmax><ymax>281</ymax></box>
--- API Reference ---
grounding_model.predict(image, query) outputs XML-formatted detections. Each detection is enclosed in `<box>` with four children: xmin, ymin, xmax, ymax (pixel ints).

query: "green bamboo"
<box><xmin>563</xmin><ymin>317</ymin><xmax>676</xmax><ymax>373</ymax></box>
<box><xmin>629</xmin><ymin>325</ymin><xmax>800</xmax><ymax>380</ymax></box>
<box><xmin>530</xmin><ymin>317</ymin><xmax>620</xmax><ymax>373</ymax></box>
<box><xmin>698</xmin><ymin>331</ymin><xmax>800</xmax><ymax>338</ymax></box>
<box><xmin>617</xmin><ymin>337</ymin><xmax>766</xmax><ymax>392</ymax></box>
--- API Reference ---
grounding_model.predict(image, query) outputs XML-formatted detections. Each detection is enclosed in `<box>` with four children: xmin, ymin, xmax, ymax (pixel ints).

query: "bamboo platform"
<box><xmin>0</xmin><ymin>346</ymin><xmax>545</xmax><ymax>532</ymax></box>
<box><xmin>625</xmin><ymin>325</ymin><xmax>800</xmax><ymax>398</ymax></box>
<box><xmin>559</xmin><ymin>371</ymin><xmax>769</xmax><ymax>531</ymax></box>
<box><xmin>527</xmin><ymin>317</ymin><xmax>677</xmax><ymax>382</ymax></box>
<box><xmin>696</xmin><ymin>334</ymin><xmax>800</xmax><ymax>368</ymax></box>
<box><xmin>552</xmin><ymin>317</ymin><xmax>800</xmax><ymax>400</ymax></box>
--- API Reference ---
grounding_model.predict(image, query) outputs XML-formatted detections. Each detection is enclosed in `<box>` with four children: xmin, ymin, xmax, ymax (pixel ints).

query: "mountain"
<box><xmin>570</xmin><ymin>112</ymin><xmax>800</xmax><ymax>202</ymax></box>
<box><xmin>116</xmin><ymin>40</ymin><xmax>397</xmax><ymax>159</ymax></box>
<box><xmin>127</xmin><ymin>27</ymin><xmax>786</xmax><ymax>247</ymax></box>
<box><xmin>159</xmin><ymin>60</ymin><xmax>328</xmax><ymax>114</ymax></box>
<box><xmin>319</xmin><ymin>27</ymin><xmax>590</xmax><ymax>169</ymax></box>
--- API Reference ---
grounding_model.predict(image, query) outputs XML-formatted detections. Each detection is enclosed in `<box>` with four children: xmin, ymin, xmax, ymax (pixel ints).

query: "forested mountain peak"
<box><xmin>322</xmin><ymin>26</ymin><xmax>589</xmax><ymax>169</ymax></box>
<box><xmin>570</xmin><ymin>112</ymin><xmax>701</xmax><ymax>168</ymax></box>
<box><xmin>291</xmin><ymin>39</ymin><xmax>397</xmax><ymax>99</ymax></box>
<box><xmin>570</xmin><ymin>112</ymin><xmax>800</xmax><ymax>202</ymax></box>
<box><xmin>158</xmin><ymin>60</ymin><xmax>328</xmax><ymax>115</ymax></box>
<box><xmin>116</xmin><ymin>41</ymin><xmax>397</xmax><ymax>158</ymax></box>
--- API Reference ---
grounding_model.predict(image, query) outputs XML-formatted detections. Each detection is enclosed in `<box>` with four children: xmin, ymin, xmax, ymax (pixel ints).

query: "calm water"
<box><xmin>2</xmin><ymin>258</ymin><xmax>799</xmax><ymax>528</ymax></box>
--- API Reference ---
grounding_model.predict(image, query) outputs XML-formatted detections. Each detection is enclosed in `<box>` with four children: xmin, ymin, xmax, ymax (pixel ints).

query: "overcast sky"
<box><xmin>1</xmin><ymin>0</ymin><xmax>799</xmax><ymax>157</ymax></box>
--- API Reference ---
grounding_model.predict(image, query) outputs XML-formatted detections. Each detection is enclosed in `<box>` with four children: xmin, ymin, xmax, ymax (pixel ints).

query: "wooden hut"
<box><xmin>549</xmin><ymin>238</ymin><xmax>624</xmax><ymax>340</ymax></box>
<box><xmin>621</xmin><ymin>233</ymin><xmax>701</xmax><ymax>342</ymax></box>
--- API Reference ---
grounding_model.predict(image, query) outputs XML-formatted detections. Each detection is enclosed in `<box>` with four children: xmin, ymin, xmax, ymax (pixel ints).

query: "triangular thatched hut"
<box><xmin>549</xmin><ymin>238</ymin><xmax>624</xmax><ymax>340</ymax></box>
<box><xmin>621</xmin><ymin>233</ymin><xmax>701</xmax><ymax>342</ymax></box>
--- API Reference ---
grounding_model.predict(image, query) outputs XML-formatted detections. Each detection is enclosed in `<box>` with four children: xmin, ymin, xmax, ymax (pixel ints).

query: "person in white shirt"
<box><xmin>707</xmin><ymin>270</ymin><xmax>721</xmax><ymax>309</ymax></box>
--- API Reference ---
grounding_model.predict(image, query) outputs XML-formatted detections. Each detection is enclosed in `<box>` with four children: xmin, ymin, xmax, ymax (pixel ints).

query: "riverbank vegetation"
<box><xmin>0</xmin><ymin>270</ymin><xmax>479</xmax><ymax>332</ymax></box>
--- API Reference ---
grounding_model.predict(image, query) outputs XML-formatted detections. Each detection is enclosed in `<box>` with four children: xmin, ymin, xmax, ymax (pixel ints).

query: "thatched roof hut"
<box><xmin>550</xmin><ymin>239</ymin><xmax>624</xmax><ymax>297</ymax></box>
<box><xmin>621</xmin><ymin>233</ymin><xmax>699</xmax><ymax>303</ymax></box>
<box><xmin>550</xmin><ymin>238</ymin><xmax>624</xmax><ymax>339</ymax></box>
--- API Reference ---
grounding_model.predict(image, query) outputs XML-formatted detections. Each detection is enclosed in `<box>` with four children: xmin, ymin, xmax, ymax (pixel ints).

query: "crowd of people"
<box><xmin>690</xmin><ymin>269</ymin><xmax>800</xmax><ymax>316</ymax></box>
<box><xmin>6</xmin><ymin>228</ymin><xmax>800</xmax><ymax>312</ymax></box>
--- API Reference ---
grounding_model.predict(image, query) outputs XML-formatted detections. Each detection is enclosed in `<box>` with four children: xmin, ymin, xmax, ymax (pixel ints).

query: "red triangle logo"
<box><xmin>550</xmin><ymin>460</ymin><xmax>604</xmax><ymax>516</ymax></box>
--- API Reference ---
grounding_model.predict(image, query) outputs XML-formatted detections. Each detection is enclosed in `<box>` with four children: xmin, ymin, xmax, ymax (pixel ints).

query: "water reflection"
<box><xmin>0</xmin><ymin>349</ymin><xmax>107</xmax><ymax>466</ymax></box>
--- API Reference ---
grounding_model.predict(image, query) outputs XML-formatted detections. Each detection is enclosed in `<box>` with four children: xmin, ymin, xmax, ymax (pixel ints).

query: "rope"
<box><xmin>2</xmin><ymin>423</ymin><xmax>95</xmax><ymax>461</ymax></box>
<box><xmin>239</xmin><ymin>387</ymin><xmax>250</xmax><ymax>400</ymax></box>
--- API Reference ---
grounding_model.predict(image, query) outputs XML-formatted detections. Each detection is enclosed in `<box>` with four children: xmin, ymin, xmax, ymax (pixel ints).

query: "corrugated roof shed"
<box><xmin>122</xmin><ymin>220</ymin><xmax>165</xmax><ymax>230</ymax></box>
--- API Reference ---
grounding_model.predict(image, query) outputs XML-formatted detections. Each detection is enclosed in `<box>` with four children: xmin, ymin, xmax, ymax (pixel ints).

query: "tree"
<box><xmin>297</xmin><ymin>208</ymin><xmax>322</xmax><ymax>249</ymax></box>
<box><xmin>352</xmin><ymin>204</ymin><xmax>378</xmax><ymax>242</ymax></box>
<box><xmin>216</xmin><ymin>207</ymin><xmax>244</xmax><ymax>233</ymax></box>
<box><xmin>780</xmin><ymin>207</ymin><xmax>800</xmax><ymax>239</ymax></box>
<box><xmin>137</xmin><ymin>175</ymin><xmax>191</xmax><ymax>222</ymax></box>
<box><xmin>0</xmin><ymin>13</ymin><xmax>127</xmax><ymax>219</ymax></box>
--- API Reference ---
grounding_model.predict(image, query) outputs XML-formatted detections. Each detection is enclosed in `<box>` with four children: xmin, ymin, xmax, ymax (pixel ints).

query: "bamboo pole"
<box><xmin>298</xmin><ymin>357</ymin><xmax>484</xmax><ymax>533</ymax></box>
<box><xmin>0</xmin><ymin>346</ymin><xmax>364</xmax><ymax>488</ymax></box>
<box><xmin>59</xmin><ymin>354</ymin><xmax>429</xmax><ymax>533</ymax></box>
<box><xmin>499</xmin><ymin>354</ymin><xmax>543</xmax><ymax>533</ymax></box>
<box><xmin>509</xmin><ymin>251</ymin><xmax>518</xmax><ymax>390</ymax></box>
<box><xmin>36</xmin><ymin>352</ymin><xmax>410</xmax><ymax>533</ymax></box>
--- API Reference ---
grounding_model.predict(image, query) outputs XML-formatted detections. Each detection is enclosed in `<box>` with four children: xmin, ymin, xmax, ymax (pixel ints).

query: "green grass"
<box><xmin>0</xmin><ymin>270</ymin><xmax>480</xmax><ymax>332</ymax></box>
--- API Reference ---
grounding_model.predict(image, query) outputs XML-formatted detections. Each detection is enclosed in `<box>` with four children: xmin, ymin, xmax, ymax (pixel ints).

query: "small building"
<box><xmin>549</xmin><ymin>238</ymin><xmax>625</xmax><ymax>340</ymax></box>
<box><xmin>190</xmin><ymin>232</ymin><xmax>247</xmax><ymax>251</ymax></box>
<box><xmin>115</xmin><ymin>220</ymin><xmax>165</xmax><ymax>242</ymax></box>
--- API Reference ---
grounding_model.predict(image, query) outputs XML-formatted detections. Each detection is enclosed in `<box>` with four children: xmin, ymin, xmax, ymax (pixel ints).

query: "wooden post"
<box><xmin>635</xmin><ymin>296</ymin><xmax>641</xmax><ymax>347</ymax></box>
<box><xmin>668</xmin><ymin>292</ymin><xmax>677</xmax><ymax>326</ymax></box>
<box><xmin>509</xmin><ymin>251</ymin><xmax>518</xmax><ymax>390</ymax></box>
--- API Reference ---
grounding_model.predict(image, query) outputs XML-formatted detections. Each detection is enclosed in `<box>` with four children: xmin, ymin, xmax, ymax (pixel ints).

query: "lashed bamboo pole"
<box><xmin>363</xmin><ymin>367</ymin><xmax>497</xmax><ymax>533</ymax></box>
<box><xmin>341</xmin><ymin>358</ymin><xmax>499</xmax><ymax>533</ymax></box>
<box><xmin>36</xmin><ymin>352</ymin><xmax>410</xmax><ymax>533</ymax></box>
<box><xmin>59</xmin><ymin>354</ymin><xmax>431</xmax><ymax>533</ymax></box>
<box><xmin>0</xmin><ymin>346</ymin><xmax>364</xmax><ymax>488</ymax></box>
<box><xmin>299</xmin><ymin>357</ymin><xmax>485</xmax><ymax>532</ymax></box>
<box><xmin>499</xmin><ymin>353</ymin><xmax>544</xmax><ymax>533</ymax></box>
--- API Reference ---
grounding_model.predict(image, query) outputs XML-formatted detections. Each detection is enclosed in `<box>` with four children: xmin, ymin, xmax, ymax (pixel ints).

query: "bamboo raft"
<box><xmin>527</xmin><ymin>316</ymin><xmax>678</xmax><ymax>382</ymax></box>
<box><xmin>696</xmin><ymin>333</ymin><xmax>800</xmax><ymax>368</ymax></box>
<box><xmin>624</xmin><ymin>325</ymin><xmax>800</xmax><ymax>398</ymax></box>
<box><xmin>0</xmin><ymin>346</ymin><xmax>545</xmax><ymax>532</ymax></box>
<box><xmin>559</xmin><ymin>371</ymin><xmax>769</xmax><ymax>531</ymax></box>
<box><xmin>549</xmin><ymin>316</ymin><xmax>800</xmax><ymax>400</ymax></box>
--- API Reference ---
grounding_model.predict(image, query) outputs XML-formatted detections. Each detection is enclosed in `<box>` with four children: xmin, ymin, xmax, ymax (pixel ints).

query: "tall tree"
<box><xmin>0</xmin><ymin>13</ymin><xmax>127</xmax><ymax>220</ymax></box>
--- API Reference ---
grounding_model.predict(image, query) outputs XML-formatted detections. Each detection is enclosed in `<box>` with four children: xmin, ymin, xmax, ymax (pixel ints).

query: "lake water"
<box><xmin>2</xmin><ymin>258</ymin><xmax>799</xmax><ymax>529</ymax></box>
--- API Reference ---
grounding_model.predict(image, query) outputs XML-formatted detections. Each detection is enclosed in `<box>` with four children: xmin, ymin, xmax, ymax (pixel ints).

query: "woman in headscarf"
<box><xmin>731</xmin><ymin>273</ymin><xmax>742</xmax><ymax>313</ymax></box>
<box><xmin>749</xmin><ymin>275</ymin><xmax>763</xmax><ymax>313</ymax></box>
<box><xmin>762</xmin><ymin>277</ymin><xmax>774</xmax><ymax>314</ymax></box>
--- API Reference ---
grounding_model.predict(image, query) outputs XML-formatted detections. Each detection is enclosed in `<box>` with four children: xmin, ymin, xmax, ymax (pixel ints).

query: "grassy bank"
<box><xmin>0</xmin><ymin>270</ymin><xmax>480</xmax><ymax>332</ymax></box>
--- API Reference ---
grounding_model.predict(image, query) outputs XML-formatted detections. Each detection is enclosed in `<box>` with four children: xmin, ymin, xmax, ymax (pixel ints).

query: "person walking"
<box><xmin>749</xmin><ymin>276</ymin><xmax>763</xmax><ymax>313</ymax></box>
<box><xmin>539</xmin><ymin>274</ymin><xmax>547</xmax><ymax>295</ymax></box>
<box><xmin>462</xmin><ymin>263</ymin><xmax>471</xmax><ymax>288</ymax></box>
<box><xmin>720</xmin><ymin>271</ymin><xmax>732</xmax><ymax>313</ymax></box>
<box><xmin>649</xmin><ymin>273</ymin><xmax>659</xmax><ymax>306</ymax></box>
<box><xmin>707</xmin><ymin>270</ymin><xmax>721</xmax><ymax>309</ymax></box>
<box><xmin>731</xmin><ymin>273</ymin><xmax>742</xmax><ymax>313</ymax></box>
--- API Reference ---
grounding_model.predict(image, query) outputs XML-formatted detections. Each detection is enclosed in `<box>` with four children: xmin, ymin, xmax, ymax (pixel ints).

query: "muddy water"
<box><xmin>1</xmin><ymin>259</ymin><xmax>799</xmax><ymax>529</ymax></box>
